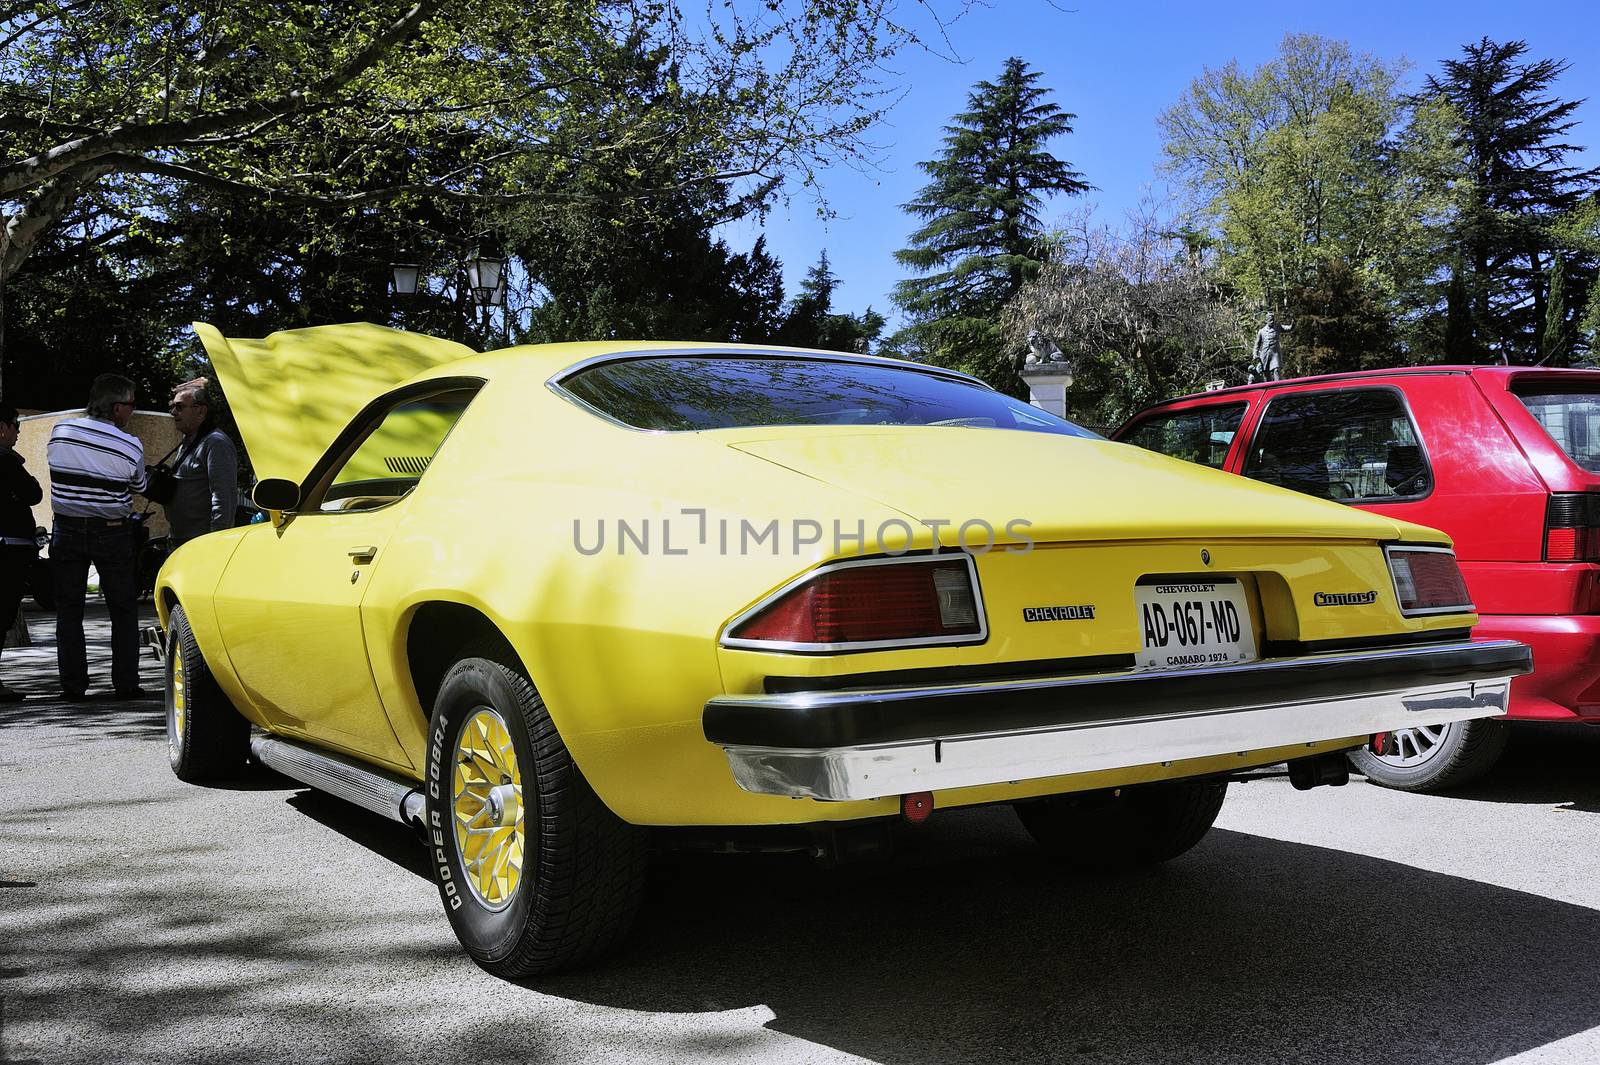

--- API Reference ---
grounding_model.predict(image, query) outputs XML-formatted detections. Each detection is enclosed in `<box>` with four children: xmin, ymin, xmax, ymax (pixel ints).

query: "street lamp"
<box><xmin>465</xmin><ymin>246</ymin><xmax>504</xmax><ymax>307</ymax></box>
<box><xmin>390</xmin><ymin>262</ymin><xmax>421</xmax><ymax>296</ymax></box>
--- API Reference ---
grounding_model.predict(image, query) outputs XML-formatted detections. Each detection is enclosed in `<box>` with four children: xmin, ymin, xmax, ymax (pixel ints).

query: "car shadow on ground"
<box><xmin>522</xmin><ymin>805</ymin><xmax>1600</xmax><ymax>1065</ymax></box>
<box><xmin>13</xmin><ymin>781</ymin><xmax>1600</xmax><ymax>1064</ymax></box>
<box><xmin>1444</xmin><ymin>721</ymin><xmax>1600</xmax><ymax>812</ymax></box>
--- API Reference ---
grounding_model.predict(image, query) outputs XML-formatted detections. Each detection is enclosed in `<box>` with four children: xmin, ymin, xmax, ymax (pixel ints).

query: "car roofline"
<box><xmin>546</xmin><ymin>344</ymin><xmax>991</xmax><ymax>392</ymax></box>
<box><xmin>1122</xmin><ymin>366</ymin><xmax>1496</xmax><ymax>426</ymax></box>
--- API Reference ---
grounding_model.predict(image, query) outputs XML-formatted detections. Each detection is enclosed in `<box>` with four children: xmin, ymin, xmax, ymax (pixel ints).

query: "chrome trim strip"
<box><xmin>719</xmin><ymin>552</ymin><xmax>988</xmax><ymax>654</ymax></box>
<box><xmin>1384</xmin><ymin>543</ymin><xmax>1476</xmax><ymax>617</ymax></box>
<box><xmin>720</xmin><ymin>676</ymin><xmax>1515</xmax><ymax>801</ymax></box>
<box><xmin>250</xmin><ymin>733</ymin><xmax>423</xmax><ymax>824</ymax></box>
<box><xmin>548</xmin><ymin>345</ymin><xmax>987</xmax><ymax>391</ymax></box>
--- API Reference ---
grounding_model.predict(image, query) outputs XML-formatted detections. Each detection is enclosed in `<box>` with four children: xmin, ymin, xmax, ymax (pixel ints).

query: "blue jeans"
<box><xmin>52</xmin><ymin>517</ymin><xmax>140</xmax><ymax>694</ymax></box>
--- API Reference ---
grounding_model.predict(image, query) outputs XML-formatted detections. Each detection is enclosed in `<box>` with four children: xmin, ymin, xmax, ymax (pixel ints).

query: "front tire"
<box><xmin>166</xmin><ymin>603</ymin><xmax>249</xmax><ymax>782</ymax></box>
<box><xmin>1014</xmin><ymin>780</ymin><xmax>1227</xmax><ymax>872</ymax></box>
<box><xmin>1349</xmin><ymin>719</ymin><xmax>1508</xmax><ymax>792</ymax></box>
<box><xmin>426</xmin><ymin>644</ymin><xmax>647</xmax><ymax>977</ymax></box>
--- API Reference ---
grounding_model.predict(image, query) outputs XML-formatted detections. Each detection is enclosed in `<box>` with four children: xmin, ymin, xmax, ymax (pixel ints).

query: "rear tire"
<box><xmin>1349</xmin><ymin>719</ymin><xmax>1508</xmax><ymax>792</ymax></box>
<box><xmin>426</xmin><ymin>642</ymin><xmax>647</xmax><ymax>977</ymax></box>
<box><xmin>166</xmin><ymin>604</ymin><xmax>249</xmax><ymax>782</ymax></box>
<box><xmin>1014</xmin><ymin>780</ymin><xmax>1227</xmax><ymax>872</ymax></box>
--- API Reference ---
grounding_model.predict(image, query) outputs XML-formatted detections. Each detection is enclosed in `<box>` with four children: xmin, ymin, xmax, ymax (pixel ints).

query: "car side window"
<box><xmin>1123</xmin><ymin>403</ymin><xmax>1248</xmax><ymax>469</ymax></box>
<box><xmin>1243</xmin><ymin>388</ymin><xmax>1431</xmax><ymax>503</ymax></box>
<box><xmin>305</xmin><ymin>385</ymin><xmax>481</xmax><ymax>512</ymax></box>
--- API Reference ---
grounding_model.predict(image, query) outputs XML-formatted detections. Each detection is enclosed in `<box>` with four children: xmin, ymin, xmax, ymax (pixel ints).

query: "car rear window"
<box><xmin>558</xmin><ymin>355</ymin><xmax>1098</xmax><ymax>436</ymax></box>
<box><xmin>1123</xmin><ymin>403</ymin><xmax>1247</xmax><ymax>469</ymax></box>
<box><xmin>1514</xmin><ymin>389</ymin><xmax>1600</xmax><ymax>473</ymax></box>
<box><xmin>1243</xmin><ymin>388</ymin><xmax>1432</xmax><ymax>502</ymax></box>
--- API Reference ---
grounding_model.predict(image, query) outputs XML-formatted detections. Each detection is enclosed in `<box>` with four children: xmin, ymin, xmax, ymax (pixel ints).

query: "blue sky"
<box><xmin>724</xmin><ymin>0</ymin><xmax>1600</xmax><ymax>327</ymax></box>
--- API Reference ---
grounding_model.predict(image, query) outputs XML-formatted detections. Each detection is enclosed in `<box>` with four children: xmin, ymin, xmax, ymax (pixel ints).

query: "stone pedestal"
<box><xmin>1021</xmin><ymin>365</ymin><xmax>1074</xmax><ymax>419</ymax></box>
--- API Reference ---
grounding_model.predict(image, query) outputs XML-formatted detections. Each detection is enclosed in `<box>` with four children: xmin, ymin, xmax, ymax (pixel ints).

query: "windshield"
<box><xmin>558</xmin><ymin>355</ymin><xmax>1098</xmax><ymax>436</ymax></box>
<box><xmin>1516</xmin><ymin>388</ymin><xmax>1600</xmax><ymax>473</ymax></box>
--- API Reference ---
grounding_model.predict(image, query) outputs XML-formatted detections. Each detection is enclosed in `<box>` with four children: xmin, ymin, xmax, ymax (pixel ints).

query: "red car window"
<box><xmin>1121</xmin><ymin>402</ymin><xmax>1248</xmax><ymax>469</ymax></box>
<box><xmin>1243</xmin><ymin>388</ymin><xmax>1432</xmax><ymax>503</ymax></box>
<box><xmin>1511</xmin><ymin>385</ymin><xmax>1600</xmax><ymax>474</ymax></box>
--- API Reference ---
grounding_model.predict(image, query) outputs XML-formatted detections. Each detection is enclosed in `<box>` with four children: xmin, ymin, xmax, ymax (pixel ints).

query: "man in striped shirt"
<box><xmin>47</xmin><ymin>373</ymin><xmax>150</xmax><ymax>700</ymax></box>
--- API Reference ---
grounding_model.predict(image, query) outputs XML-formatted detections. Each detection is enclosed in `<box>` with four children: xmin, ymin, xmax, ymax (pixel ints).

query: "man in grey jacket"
<box><xmin>165</xmin><ymin>381</ymin><xmax>238</xmax><ymax>547</ymax></box>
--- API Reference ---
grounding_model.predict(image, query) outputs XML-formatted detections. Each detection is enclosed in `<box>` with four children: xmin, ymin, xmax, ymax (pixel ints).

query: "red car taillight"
<box><xmin>1545</xmin><ymin>493</ymin><xmax>1600</xmax><ymax>562</ymax></box>
<box><xmin>1386</xmin><ymin>546</ymin><xmax>1473</xmax><ymax>616</ymax></box>
<box><xmin>724</xmin><ymin>556</ymin><xmax>984</xmax><ymax>650</ymax></box>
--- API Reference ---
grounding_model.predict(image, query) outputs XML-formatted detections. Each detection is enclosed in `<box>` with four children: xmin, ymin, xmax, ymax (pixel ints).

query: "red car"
<box><xmin>1115</xmin><ymin>366</ymin><xmax>1600</xmax><ymax>790</ymax></box>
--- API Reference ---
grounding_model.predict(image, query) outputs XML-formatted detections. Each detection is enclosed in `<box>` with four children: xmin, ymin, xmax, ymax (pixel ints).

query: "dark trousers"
<box><xmin>0</xmin><ymin>543</ymin><xmax>36</xmax><ymax>666</ymax></box>
<box><xmin>52</xmin><ymin>518</ymin><xmax>139</xmax><ymax>694</ymax></box>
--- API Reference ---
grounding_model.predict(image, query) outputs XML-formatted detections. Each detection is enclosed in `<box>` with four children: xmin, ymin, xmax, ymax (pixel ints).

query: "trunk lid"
<box><xmin>727</xmin><ymin>427</ymin><xmax>1415</xmax><ymax>545</ymax></box>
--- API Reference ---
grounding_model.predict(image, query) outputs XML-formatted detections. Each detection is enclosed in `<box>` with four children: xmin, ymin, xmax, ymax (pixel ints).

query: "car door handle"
<box><xmin>347</xmin><ymin>545</ymin><xmax>378</xmax><ymax>563</ymax></box>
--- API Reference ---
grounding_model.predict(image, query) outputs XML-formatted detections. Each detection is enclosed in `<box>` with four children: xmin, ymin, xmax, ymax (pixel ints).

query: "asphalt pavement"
<box><xmin>4</xmin><ymin>604</ymin><xmax>1600</xmax><ymax>1064</ymax></box>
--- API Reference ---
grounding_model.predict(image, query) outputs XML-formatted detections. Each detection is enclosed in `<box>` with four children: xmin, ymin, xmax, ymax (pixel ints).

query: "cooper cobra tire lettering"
<box><xmin>423</xmin><ymin>637</ymin><xmax>647</xmax><ymax>977</ymax></box>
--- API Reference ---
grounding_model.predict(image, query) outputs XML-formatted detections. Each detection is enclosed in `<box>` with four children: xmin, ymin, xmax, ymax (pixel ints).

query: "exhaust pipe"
<box><xmin>1287</xmin><ymin>752</ymin><xmax>1350</xmax><ymax>791</ymax></box>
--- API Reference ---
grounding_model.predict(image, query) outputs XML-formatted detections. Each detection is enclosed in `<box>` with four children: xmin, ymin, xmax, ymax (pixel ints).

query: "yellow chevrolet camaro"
<box><xmin>160</xmin><ymin>322</ymin><xmax>1529</xmax><ymax>976</ymax></box>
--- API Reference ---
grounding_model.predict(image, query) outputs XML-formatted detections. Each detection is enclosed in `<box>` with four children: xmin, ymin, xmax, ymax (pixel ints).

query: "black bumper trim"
<box><xmin>703</xmin><ymin>640</ymin><xmax>1532</xmax><ymax>750</ymax></box>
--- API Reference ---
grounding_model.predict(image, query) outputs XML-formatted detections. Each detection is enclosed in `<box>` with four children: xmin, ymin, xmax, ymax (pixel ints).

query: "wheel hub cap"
<box><xmin>170</xmin><ymin>643</ymin><xmax>186</xmax><ymax>742</ymax></box>
<box><xmin>1378</xmin><ymin>724</ymin><xmax>1449</xmax><ymax>768</ymax></box>
<box><xmin>451</xmin><ymin>707</ymin><xmax>524</xmax><ymax>911</ymax></box>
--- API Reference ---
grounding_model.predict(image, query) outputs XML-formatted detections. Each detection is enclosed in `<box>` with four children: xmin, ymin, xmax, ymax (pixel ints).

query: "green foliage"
<box><xmin>773</xmin><ymin>250</ymin><xmax>885</xmax><ymax>352</ymax></box>
<box><xmin>1425</xmin><ymin>38</ymin><xmax>1599</xmax><ymax>363</ymax></box>
<box><xmin>0</xmin><ymin>1</ymin><xmax>961</xmax><ymax>402</ymax></box>
<box><xmin>1004</xmin><ymin>205</ymin><xmax>1253</xmax><ymax>423</ymax></box>
<box><xmin>891</xmin><ymin>57</ymin><xmax>1089</xmax><ymax>393</ymax></box>
<box><xmin>1159</xmin><ymin>34</ymin><xmax>1466</xmax><ymax>375</ymax></box>
<box><xmin>1544</xmin><ymin>253</ymin><xmax>1569</xmax><ymax>364</ymax></box>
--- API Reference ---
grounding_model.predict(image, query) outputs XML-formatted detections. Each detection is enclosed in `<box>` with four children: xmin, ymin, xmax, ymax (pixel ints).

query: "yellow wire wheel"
<box><xmin>451</xmin><ymin>705</ymin><xmax>526</xmax><ymax>911</ymax></box>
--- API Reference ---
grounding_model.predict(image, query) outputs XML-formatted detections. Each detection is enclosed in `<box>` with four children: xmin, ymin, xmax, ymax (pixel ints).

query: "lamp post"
<box><xmin>465</xmin><ymin>245</ymin><xmax>508</xmax><ymax>347</ymax></box>
<box><xmin>390</xmin><ymin>262</ymin><xmax>421</xmax><ymax>297</ymax></box>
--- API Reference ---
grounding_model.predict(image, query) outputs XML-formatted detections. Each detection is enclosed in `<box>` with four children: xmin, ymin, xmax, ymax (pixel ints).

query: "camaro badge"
<box><xmin>1314</xmin><ymin>590</ymin><xmax>1379</xmax><ymax>607</ymax></box>
<box><xmin>1023</xmin><ymin>604</ymin><xmax>1096</xmax><ymax>622</ymax></box>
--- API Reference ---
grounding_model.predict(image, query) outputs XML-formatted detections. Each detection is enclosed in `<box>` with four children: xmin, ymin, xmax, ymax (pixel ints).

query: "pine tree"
<box><xmin>1426</xmin><ymin>39</ymin><xmax>1600</xmax><ymax>362</ymax></box>
<box><xmin>1544</xmin><ymin>252</ymin><xmax>1569</xmax><ymax>365</ymax></box>
<box><xmin>892</xmin><ymin>58</ymin><xmax>1090</xmax><ymax>392</ymax></box>
<box><xmin>775</xmin><ymin>250</ymin><xmax>885</xmax><ymax>353</ymax></box>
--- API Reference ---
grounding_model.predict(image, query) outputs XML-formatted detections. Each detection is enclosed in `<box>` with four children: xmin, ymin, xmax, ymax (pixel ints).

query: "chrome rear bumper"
<box><xmin>703</xmin><ymin>640</ymin><xmax>1531</xmax><ymax>801</ymax></box>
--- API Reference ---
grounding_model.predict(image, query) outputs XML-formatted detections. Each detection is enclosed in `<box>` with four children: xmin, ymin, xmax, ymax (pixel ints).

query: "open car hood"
<box><xmin>193</xmin><ymin>322</ymin><xmax>476</xmax><ymax>484</ymax></box>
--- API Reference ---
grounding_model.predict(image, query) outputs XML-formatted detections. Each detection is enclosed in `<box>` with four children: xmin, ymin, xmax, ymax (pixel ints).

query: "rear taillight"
<box><xmin>1545</xmin><ymin>493</ymin><xmax>1600</xmax><ymax>562</ymax></box>
<box><xmin>723</xmin><ymin>556</ymin><xmax>985</xmax><ymax>651</ymax></box>
<box><xmin>1385</xmin><ymin>546</ymin><xmax>1473</xmax><ymax>616</ymax></box>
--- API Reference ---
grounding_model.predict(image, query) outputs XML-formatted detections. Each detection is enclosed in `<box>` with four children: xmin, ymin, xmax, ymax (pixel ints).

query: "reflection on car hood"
<box><xmin>192</xmin><ymin>322</ymin><xmax>476</xmax><ymax>484</ymax></box>
<box><xmin>726</xmin><ymin>426</ymin><xmax>1420</xmax><ymax>545</ymax></box>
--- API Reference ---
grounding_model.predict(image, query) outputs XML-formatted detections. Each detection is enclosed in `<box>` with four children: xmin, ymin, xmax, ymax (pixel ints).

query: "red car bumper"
<box><xmin>1477</xmin><ymin>614</ymin><xmax>1600</xmax><ymax>721</ymax></box>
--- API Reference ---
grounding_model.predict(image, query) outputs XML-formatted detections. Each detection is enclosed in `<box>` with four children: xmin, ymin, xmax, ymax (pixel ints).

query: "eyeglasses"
<box><xmin>113</xmin><ymin>400</ymin><xmax>135</xmax><ymax>409</ymax></box>
<box><xmin>169</xmin><ymin>403</ymin><xmax>190</xmax><ymax>413</ymax></box>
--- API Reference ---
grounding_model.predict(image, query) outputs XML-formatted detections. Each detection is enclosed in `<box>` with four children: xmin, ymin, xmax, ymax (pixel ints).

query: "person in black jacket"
<box><xmin>0</xmin><ymin>404</ymin><xmax>43</xmax><ymax>701</ymax></box>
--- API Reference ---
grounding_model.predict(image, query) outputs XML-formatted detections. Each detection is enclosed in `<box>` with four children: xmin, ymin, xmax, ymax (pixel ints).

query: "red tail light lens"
<box><xmin>1386</xmin><ymin>547</ymin><xmax>1473</xmax><ymax>616</ymax></box>
<box><xmin>725</xmin><ymin>557</ymin><xmax>984</xmax><ymax>650</ymax></box>
<box><xmin>1545</xmin><ymin>493</ymin><xmax>1600</xmax><ymax>562</ymax></box>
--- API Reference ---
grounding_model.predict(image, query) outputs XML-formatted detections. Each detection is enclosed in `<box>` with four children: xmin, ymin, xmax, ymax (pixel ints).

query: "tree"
<box><xmin>1004</xmin><ymin>204</ymin><xmax>1252</xmax><ymax>425</ymax></box>
<box><xmin>1425</xmin><ymin>38</ymin><xmax>1600</xmax><ymax>362</ymax></box>
<box><xmin>892</xmin><ymin>57</ymin><xmax>1089</xmax><ymax>392</ymax></box>
<box><xmin>0</xmin><ymin>0</ymin><xmax>961</xmax><ymax>394</ymax></box>
<box><xmin>1544</xmin><ymin>252</ymin><xmax>1569</xmax><ymax>364</ymax></box>
<box><xmin>1159</xmin><ymin>34</ymin><xmax>1465</xmax><ymax>374</ymax></box>
<box><xmin>774</xmin><ymin>250</ymin><xmax>886</xmax><ymax>352</ymax></box>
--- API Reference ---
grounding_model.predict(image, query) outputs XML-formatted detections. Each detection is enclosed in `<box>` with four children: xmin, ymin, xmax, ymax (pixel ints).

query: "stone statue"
<box><xmin>1251</xmin><ymin>312</ymin><xmax>1290</xmax><ymax>382</ymax></box>
<box><xmin>1025</xmin><ymin>330</ymin><xmax>1066</xmax><ymax>367</ymax></box>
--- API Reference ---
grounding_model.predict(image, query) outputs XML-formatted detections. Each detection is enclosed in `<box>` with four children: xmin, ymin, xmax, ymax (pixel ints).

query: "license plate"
<box><xmin>1135</xmin><ymin>579</ymin><xmax>1258</xmax><ymax>671</ymax></box>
